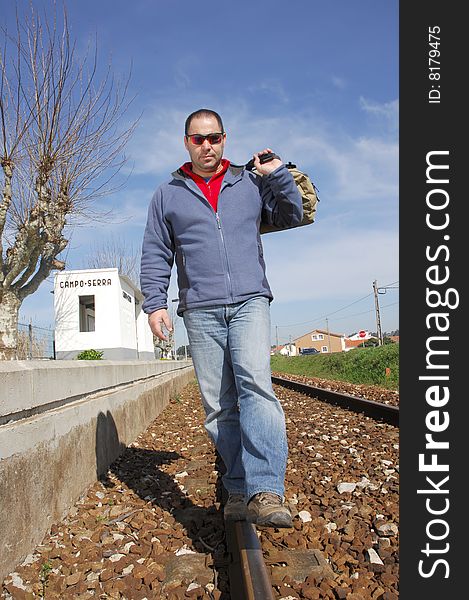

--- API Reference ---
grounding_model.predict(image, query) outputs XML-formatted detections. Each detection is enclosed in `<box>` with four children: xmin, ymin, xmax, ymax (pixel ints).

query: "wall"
<box><xmin>0</xmin><ymin>359</ymin><xmax>194</xmax><ymax>580</ymax></box>
<box><xmin>54</xmin><ymin>269</ymin><xmax>123</xmax><ymax>358</ymax></box>
<box><xmin>135</xmin><ymin>299</ymin><xmax>155</xmax><ymax>359</ymax></box>
<box><xmin>119</xmin><ymin>276</ymin><xmax>139</xmax><ymax>354</ymax></box>
<box><xmin>54</xmin><ymin>269</ymin><xmax>156</xmax><ymax>360</ymax></box>
<box><xmin>295</xmin><ymin>331</ymin><xmax>345</xmax><ymax>353</ymax></box>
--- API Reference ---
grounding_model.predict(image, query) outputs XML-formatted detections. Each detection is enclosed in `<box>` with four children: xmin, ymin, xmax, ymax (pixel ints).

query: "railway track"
<box><xmin>226</xmin><ymin>520</ymin><xmax>275</xmax><ymax>600</ymax></box>
<box><xmin>2</xmin><ymin>379</ymin><xmax>399</xmax><ymax>599</ymax></box>
<box><xmin>272</xmin><ymin>375</ymin><xmax>399</xmax><ymax>427</ymax></box>
<box><xmin>225</xmin><ymin>376</ymin><xmax>399</xmax><ymax>599</ymax></box>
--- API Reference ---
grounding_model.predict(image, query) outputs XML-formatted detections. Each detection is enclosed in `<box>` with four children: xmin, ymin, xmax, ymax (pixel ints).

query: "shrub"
<box><xmin>77</xmin><ymin>349</ymin><xmax>104</xmax><ymax>360</ymax></box>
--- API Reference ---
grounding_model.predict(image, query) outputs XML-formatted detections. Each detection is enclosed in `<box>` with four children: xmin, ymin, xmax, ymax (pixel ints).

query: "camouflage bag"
<box><xmin>244</xmin><ymin>154</ymin><xmax>320</xmax><ymax>234</ymax></box>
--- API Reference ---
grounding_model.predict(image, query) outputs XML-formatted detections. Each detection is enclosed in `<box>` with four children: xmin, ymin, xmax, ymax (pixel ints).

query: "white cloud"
<box><xmin>127</xmin><ymin>100</ymin><xmax>398</xmax><ymax>213</ymax></box>
<box><xmin>262</xmin><ymin>223</ymin><xmax>398</xmax><ymax>303</ymax></box>
<box><xmin>359</xmin><ymin>97</ymin><xmax>399</xmax><ymax>132</ymax></box>
<box><xmin>247</xmin><ymin>79</ymin><xmax>289</xmax><ymax>103</ymax></box>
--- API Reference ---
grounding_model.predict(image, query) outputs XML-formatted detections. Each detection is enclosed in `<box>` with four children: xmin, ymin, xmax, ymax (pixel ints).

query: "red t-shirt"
<box><xmin>180</xmin><ymin>158</ymin><xmax>230</xmax><ymax>212</ymax></box>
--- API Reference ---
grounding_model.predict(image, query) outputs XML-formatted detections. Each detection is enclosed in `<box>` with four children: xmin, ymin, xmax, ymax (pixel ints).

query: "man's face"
<box><xmin>184</xmin><ymin>115</ymin><xmax>226</xmax><ymax>174</ymax></box>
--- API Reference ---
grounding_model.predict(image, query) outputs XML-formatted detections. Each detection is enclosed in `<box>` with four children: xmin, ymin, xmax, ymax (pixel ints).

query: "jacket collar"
<box><xmin>172</xmin><ymin>162</ymin><xmax>244</xmax><ymax>186</ymax></box>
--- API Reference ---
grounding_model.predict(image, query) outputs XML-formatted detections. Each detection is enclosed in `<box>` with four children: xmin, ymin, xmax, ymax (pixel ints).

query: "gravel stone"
<box><xmin>2</xmin><ymin>378</ymin><xmax>399</xmax><ymax>599</ymax></box>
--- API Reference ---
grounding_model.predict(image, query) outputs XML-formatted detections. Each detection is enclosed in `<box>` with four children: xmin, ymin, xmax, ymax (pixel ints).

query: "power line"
<box><xmin>275</xmin><ymin>292</ymin><xmax>373</xmax><ymax>328</ymax></box>
<box><xmin>274</xmin><ymin>300</ymin><xmax>399</xmax><ymax>345</ymax></box>
<box><xmin>327</xmin><ymin>301</ymin><xmax>399</xmax><ymax>322</ymax></box>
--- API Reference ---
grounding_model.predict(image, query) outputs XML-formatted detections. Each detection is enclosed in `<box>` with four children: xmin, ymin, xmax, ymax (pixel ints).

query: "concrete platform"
<box><xmin>0</xmin><ymin>360</ymin><xmax>194</xmax><ymax>580</ymax></box>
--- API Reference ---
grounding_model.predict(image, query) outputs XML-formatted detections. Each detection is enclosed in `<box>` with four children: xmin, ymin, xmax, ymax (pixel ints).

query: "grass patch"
<box><xmin>271</xmin><ymin>344</ymin><xmax>399</xmax><ymax>390</ymax></box>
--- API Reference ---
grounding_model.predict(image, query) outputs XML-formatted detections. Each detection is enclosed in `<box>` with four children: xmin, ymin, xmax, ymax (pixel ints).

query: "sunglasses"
<box><xmin>186</xmin><ymin>132</ymin><xmax>224</xmax><ymax>146</ymax></box>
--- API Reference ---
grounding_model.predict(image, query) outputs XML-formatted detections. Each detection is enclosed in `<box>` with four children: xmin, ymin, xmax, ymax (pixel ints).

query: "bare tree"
<box><xmin>83</xmin><ymin>233</ymin><xmax>140</xmax><ymax>287</ymax></box>
<box><xmin>0</xmin><ymin>5</ymin><xmax>137</xmax><ymax>359</ymax></box>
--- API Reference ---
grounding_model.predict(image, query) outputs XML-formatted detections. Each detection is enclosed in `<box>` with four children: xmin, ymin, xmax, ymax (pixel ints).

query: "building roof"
<box><xmin>345</xmin><ymin>339</ymin><xmax>367</xmax><ymax>348</ymax></box>
<box><xmin>294</xmin><ymin>328</ymin><xmax>344</xmax><ymax>342</ymax></box>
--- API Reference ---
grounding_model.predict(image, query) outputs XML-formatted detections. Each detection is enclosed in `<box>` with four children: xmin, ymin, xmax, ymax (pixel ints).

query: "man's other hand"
<box><xmin>148</xmin><ymin>308</ymin><xmax>173</xmax><ymax>341</ymax></box>
<box><xmin>253</xmin><ymin>148</ymin><xmax>283</xmax><ymax>175</ymax></box>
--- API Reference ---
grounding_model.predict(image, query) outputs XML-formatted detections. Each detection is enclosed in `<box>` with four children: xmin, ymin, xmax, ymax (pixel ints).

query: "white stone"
<box><xmin>376</xmin><ymin>522</ymin><xmax>398</xmax><ymax>536</ymax></box>
<box><xmin>298</xmin><ymin>510</ymin><xmax>312</xmax><ymax>523</ymax></box>
<box><xmin>109</xmin><ymin>553</ymin><xmax>125</xmax><ymax>562</ymax></box>
<box><xmin>175</xmin><ymin>545</ymin><xmax>197</xmax><ymax>556</ymax></box>
<box><xmin>123</xmin><ymin>542</ymin><xmax>136</xmax><ymax>553</ymax></box>
<box><xmin>186</xmin><ymin>583</ymin><xmax>202</xmax><ymax>592</ymax></box>
<box><xmin>122</xmin><ymin>565</ymin><xmax>134</xmax><ymax>576</ymax></box>
<box><xmin>367</xmin><ymin>547</ymin><xmax>384</xmax><ymax>565</ymax></box>
<box><xmin>20</xmin><ymin>554</ymin><xmax>38</xmax><ymax>566</ymax></box>
<box><xmin>6</xmin><ymin>574</ymin><xmax>27</xmax><ymax>591</ymax></box>
<box><xmin>356</xmin><ymin>477</ymin><xmax>371</xmax><ymax>489</ymax></box>
<box><xmin>325</xmin><ymin>522</ymin><xmax>337</xmax><ymax>532</ymax></box>
<box><xmin>337</xmin><ymin>482</ymin><xmax>357</xmax><ymax>494</ymax></box>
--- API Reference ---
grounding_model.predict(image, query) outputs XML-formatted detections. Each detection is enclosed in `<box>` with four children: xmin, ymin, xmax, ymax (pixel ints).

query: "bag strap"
<box><xmin>231</xmin><ymin>152</ymin><xmax>282</xmax><ymax>172</ymax></box>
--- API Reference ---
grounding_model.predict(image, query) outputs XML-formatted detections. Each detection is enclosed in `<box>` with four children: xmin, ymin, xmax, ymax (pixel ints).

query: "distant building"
<box><xmin>344</xmin><ymin>329</ymin><xmax>373</xmax><ymax>351</ymax></box>
<box><xmin>54</xmin><ymin>268</ymin><xmax>155</xmax><ymax>360</ymax></box>
<box><xmin>270</xmin><ymin>344</ymin><xmax>298</xmax><ymax>357</ymax></box>
<box><xmin>279</xmin><ymin>343</ymin><xmax>297</xmax><ymax>357</ymax></box>
<box><xmin>294</xmin><ymin>329</ymin><xmax>345</xmax><ymax>354</ymax></box>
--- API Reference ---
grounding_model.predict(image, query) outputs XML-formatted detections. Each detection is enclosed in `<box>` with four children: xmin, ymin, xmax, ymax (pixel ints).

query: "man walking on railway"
<box><xmin>140</xmin><ymin>108</ymin><xmax>302</xmax><ymax>528</ymax></box>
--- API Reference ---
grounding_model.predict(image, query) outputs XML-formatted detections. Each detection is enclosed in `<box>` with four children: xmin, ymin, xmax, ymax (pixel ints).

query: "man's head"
<box><xmin>184</xmin><ymin>109</ymin><xmax>226</xmax><ymax>176</ymax></box>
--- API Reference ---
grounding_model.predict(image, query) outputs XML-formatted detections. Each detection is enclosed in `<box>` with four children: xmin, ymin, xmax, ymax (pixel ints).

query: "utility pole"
<box><xmin>373</xmin><ymin>280</ymin><xmax>384</xmax><ymax>346</ymax></box>
<box><xmin>326</xmin><ymin>318</ymin><xmax>331</xmax><ymax>353</ymax></box>
<box><xmin>276</xmin><ymin>326</ymin><xmax>279</xmax><ymax>351</ymax></box>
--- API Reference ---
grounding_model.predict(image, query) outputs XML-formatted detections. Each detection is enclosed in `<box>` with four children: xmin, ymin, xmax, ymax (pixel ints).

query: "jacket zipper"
<box><xmin>215</xmin><ymin>211</ymin><xmax>233</xmax><ymax>302</ymax></box>
<box><xmin>180</xmin><ymin>176</ymin><xmax>235</xmax><ymax>302</ymax></box>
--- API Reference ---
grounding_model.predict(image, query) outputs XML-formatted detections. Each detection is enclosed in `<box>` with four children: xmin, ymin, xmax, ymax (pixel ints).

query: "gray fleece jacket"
<box><xmin>140</xmin><ymin>162</ymin><xmax>302</xmax><ymax>316</ymax></box>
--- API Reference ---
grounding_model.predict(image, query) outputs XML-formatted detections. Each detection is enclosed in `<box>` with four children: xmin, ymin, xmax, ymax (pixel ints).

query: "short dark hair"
<box><xmin>185</xmin><ymin>109</ymin><xmax>224</xmax><ymax>135</ymax></box>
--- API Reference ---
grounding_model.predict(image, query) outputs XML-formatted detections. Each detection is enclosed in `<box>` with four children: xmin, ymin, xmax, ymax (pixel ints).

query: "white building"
<box><xmin>54</xmin><ymin>268</ymin><xmax>155</xmax><ymax>360</ymax></box>
<box><xmin>279</xmin><ymin>343</ymin><xmax>298</xmax><ymax>357</ymax></box>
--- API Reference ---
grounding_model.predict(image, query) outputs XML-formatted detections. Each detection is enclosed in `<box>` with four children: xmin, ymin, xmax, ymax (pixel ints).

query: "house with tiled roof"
<box><xmin>294</xmin><ymin>329</ymin><xmax>345</xmax><ymax>354</ymax></box>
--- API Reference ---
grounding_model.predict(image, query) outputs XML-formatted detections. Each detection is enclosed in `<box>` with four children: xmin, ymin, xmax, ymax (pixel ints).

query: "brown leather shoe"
<box><xmin>247</xmin><ymin>492</ymin><xmax>293</xmax><ymax>528</ymax></box>
<box><xmin>224</xmin><ymin>493</ymin><xmax>247</xmax><ymax>521</ymax></box>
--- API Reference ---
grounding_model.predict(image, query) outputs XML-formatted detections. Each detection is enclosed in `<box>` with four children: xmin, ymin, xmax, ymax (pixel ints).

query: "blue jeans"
<box><xmin>183</xmin><ymin>296</ymin><xmax>288</xmax><ymax>501</ymax></box>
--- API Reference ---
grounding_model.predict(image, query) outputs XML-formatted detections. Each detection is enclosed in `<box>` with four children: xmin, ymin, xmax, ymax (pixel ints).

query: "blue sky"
<box><xmin>3</xmin><ymin>0</ymin><xmax>399</xmax><ymax>347</ymax></box>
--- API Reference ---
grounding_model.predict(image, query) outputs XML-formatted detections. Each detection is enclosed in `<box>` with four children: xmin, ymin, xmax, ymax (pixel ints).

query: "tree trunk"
<box><xmin>0</xmin><ymin>291</ymin><xmax>21</xmax><ymax>360</ymax></box>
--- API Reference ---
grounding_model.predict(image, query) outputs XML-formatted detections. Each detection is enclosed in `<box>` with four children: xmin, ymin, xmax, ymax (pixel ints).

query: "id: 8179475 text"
<box><xmin>428</xmin><ymin>26</ymin><xmax>441</xmax><ymax>104</ymax></box>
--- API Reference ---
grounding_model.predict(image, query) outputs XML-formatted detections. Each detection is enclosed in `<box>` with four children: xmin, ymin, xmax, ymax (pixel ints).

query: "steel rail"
<box><xmin>225</xmin><ymin>520</ymin><xmax>275</xmax><ymax>600</ymax></box>
<box><xmin>272</xmin><ymin>375</ymin><xmax>399</xmax><ymax>427</ymax></box>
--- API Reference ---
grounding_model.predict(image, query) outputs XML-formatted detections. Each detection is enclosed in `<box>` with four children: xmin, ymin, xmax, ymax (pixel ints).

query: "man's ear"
<box><xmin>183</xmin><ymin>136</ymin><xmax>189</xmax><ymax>151</ymax></box>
